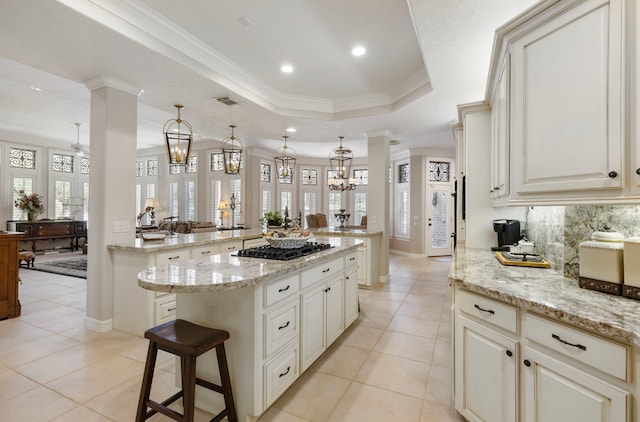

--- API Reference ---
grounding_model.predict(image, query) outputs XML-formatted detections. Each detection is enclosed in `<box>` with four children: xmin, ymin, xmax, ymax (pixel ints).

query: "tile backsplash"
<box><xmin>527</xmin><ymin>205</ymin><xmax>640</xmax><ymax>279</ymax></box>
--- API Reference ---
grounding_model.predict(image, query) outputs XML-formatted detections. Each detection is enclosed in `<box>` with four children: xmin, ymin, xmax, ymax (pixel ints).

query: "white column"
<box><xmin>84</xmin><ymin>77</ymin><xmax>139</xmax><ymax>331</ymax></box>
<box><xmin>367</xmin><ymin>130</ymin><xmax>391</xmax><ymax>281</ymax></box>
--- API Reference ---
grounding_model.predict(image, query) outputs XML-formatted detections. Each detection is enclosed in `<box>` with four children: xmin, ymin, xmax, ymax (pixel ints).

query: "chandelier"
<box><xmin>163</xmin><ymin>104</ymin><xmax>193</xmax><ymax>166</ymax></box>
<box><xmin>221</xmin><ymin>125</ymin><xmax>244</xmax><ymax>174</ymax></box>
<box><xmin>328</xmin><ymin>136</ymin><xmax>355</xmax><ymax>191</ymax></box>
<box><xmin>274</xmin><ymin>135</ymin><xmax>297</xmax><ymax>184</ymax></box>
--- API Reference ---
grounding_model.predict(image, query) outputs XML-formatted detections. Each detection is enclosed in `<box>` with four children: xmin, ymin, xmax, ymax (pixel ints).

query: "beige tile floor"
<box><xmin>1</xmin><ymin>254</ymin><xmax>463</xmax><ymax>421</ymax></box>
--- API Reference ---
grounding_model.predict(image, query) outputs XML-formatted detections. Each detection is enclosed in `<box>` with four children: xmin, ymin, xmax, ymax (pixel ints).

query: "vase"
<box><xmin>27</xmin><ymin>211</ymin><xmax>39</xmax><ymax>222</ymax></box>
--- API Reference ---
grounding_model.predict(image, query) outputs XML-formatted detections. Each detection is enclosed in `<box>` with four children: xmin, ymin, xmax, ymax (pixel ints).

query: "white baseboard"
<box><xmin>85</xmin><ymin>317</ymin><xmax>113</xmax><ymax>332</ymax></box>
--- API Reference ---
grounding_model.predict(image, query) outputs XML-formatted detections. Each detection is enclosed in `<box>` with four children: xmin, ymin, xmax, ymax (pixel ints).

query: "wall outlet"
<box><xmin>371</xmin><ymin>216</ymin><xmax>377</xmax><ymax>224</ymax></box>
<box><xmin>113</xmin><ymin>221</ymin><xmax>130</xmax><ymax>233</ymax></box>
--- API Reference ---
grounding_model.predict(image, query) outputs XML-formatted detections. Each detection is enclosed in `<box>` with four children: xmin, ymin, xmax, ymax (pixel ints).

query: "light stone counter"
<box><xmin>107</xmin><ymin>228</ymin><xmax>264</xmax><ymax>253</ymax></box>
<box><xmin>449</xmin><ymin>247</ymin><xmax>640</xmax><ymax>345</ymax></box>
<box><xmin>314</xmin><ymin>227</ymin><xmax>383</xmax><ymax>237</ymax></box>
<box><xmin>138</xmin><ymin>237</ymin><xmax>362</xmax><ymax>293</ymax></box>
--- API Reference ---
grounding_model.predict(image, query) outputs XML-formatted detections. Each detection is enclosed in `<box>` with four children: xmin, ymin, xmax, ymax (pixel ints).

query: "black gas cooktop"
<box><xmin>235</xmin><ymin>242</ymin><xmax>333</xmax><ymax>261</ymax></box>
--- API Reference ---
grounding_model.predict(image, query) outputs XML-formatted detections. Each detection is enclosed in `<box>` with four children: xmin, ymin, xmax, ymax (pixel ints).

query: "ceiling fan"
<box><xmin>70</xmin><ymin>122</ymin><xmax>88</xmax><ymax>157</ymax></box>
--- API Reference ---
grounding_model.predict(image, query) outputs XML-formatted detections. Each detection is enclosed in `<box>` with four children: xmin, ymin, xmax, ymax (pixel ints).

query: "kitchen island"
<box><xmin>108</xmin><ymin>229</ymin><xmax>267</xmax><ymax>335</ymax></box>
<box><xmin>450</xmin><ymin>247</ymin><xmax>640</xmax><ymax>422</ymax></box>
<box><xmin>137</xmin><ymin>237</ymin><xmax>361</xmax><ymax>421</ymax></box>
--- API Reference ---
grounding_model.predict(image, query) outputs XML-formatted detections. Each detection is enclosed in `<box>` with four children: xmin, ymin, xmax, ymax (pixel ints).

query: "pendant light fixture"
<box><xmin>71</xmin><ymin>122</ymin><xmax>85</xmax><ymax>157</ymax></box>
<box><xmin>163</xmin><ymin>104</ymin><xmax>193</xmax><ymax>166</ymax></box>
<box><xmin>221</xmin><ymin>124</ymin><xmax>244</xmax><ymax>174</ymax></box>
<box><xmin>328</xmin><ymin>136</ymin><xmax>356</xmax><ymax>191</ymax></box>
<box><xmin>274</xmin><ymin>135</ymin><xmax>297</xmax><ymax>184</ymax></box>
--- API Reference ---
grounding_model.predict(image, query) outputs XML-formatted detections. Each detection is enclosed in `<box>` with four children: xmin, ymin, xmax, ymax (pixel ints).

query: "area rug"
<box><xmin>29</xmin><ymin>256</ymin><xmax>87</xmax><ymax>279</ymax></box>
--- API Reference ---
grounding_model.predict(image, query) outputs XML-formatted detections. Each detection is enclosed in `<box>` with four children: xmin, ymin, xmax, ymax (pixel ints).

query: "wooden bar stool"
<box><xmin>135</xmin><ymin>319</ymin><xmax>238</xmax><ymax>422</ymax></box>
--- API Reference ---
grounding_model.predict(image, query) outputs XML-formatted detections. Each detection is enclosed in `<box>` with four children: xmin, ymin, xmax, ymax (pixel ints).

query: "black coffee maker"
<box><xmin>492</xmin><ymin>219</ymin><xmax>521</xmax><ymax>251</ymax></box>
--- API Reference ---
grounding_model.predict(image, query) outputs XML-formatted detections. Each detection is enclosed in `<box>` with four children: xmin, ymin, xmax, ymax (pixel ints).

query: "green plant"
<box><xmin>260</xmin><ymin>211</ymin><xmax>283</xmax><ymax>226</ymax></box>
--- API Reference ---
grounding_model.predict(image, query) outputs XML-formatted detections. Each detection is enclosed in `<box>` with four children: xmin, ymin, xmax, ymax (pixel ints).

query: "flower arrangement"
<box><xmin>14</xmin><ymin>190</ymin><xmax>45</xmax><ymax>221</ymax></box>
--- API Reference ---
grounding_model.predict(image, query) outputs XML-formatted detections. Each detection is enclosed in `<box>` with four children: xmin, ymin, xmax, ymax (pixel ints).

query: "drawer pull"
<box><xmin>325</xmin><ymin>287</ymin><xmax>332</xmax><ymax>293</ymax></box>
<box><xmin>279</xmin><ymin>366</ymin><xmax>291</xmax><ymax>378</ymax></box>
<box><xmin>474</xmin><ymin>304</ymin><xmax>495</xmax><ymax>315</ymax></box>
<box><xmin>168</xmin><ymin>307</ymin><xmax>176</xmax><ymax>312</ymax></box>
<box><xmin>505</xmin><ymin>350</ymin><xmax>512</xmax><ymax>357</ymax></box>
<box><xmin>278</xmin><ymin>321</ymin><xmax>290</xmax><ymax>330</ymax></box>
<box><xmin>278</xmin><ymin>285</ymin><xmax>291</xmax><ymax>293</ymax></box>
<box><xmin>200</xmin><ymin>250</ymin><xmax>211</xmax><ymax>255</ymax></box>
<box><xmin>552</xmin><ymin>334</ymin><xmax>587</xmax><ymax>351</ymax></box>
<box><xmin>349</xmin><ymin>257</ymin><xmax>356</xmax><ymax>261</ymax></box>
<box><xmin>227</xmin><ymin>246</ymin><xmax>237</xmax><ymax>250</ymax></box>
<box><xmin>322</xmin><ymin>268</ymin><xmax>330</xmax><ymax>273</ymax></box>
<box><xmin>168</xmin><ymin>256</ymin><xmax>180</xmax><ymax>260</ymax></box>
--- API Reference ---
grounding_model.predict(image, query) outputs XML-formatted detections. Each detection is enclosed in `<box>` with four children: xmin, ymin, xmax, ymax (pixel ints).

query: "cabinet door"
<box><xmin>344</xmin><ymin>266</ymin><xmax>359</xmax><ymax>327</ymax></box>
<box><xmin>325</xmin><ymin>275</ymin><xmax>344</xmax><ymax>346</ymax></box>
<box><xmin>511</xmin><ymin>0</ymin><xmax>623</xmax><ymax>195</ymax></box>
<box><xmin>454</xmin><ymin>315</ymin><xmax>517</xmax><ymax>422</ymax></box>
<box><xmin>300</xmin><ymin>284</ymin><xmax>325</xmax><ymax>371</ymax></box>
<box><xmin>522</xmin><ymin>347</ymin><xmax>628</xmax><ymax>422</ymax></box>
<box><xmin>490</xmin><ymin>54</ymin><xmax>510</xmax><ymax>200</ymax></box>
<box><xmin>357</xmin><ymin>247</ymin><xmax>367</xmax><ymax>285</ymax></box>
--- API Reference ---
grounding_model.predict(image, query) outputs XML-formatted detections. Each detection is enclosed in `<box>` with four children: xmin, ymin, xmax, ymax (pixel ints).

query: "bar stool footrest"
<box><xmin>196</xmin><ymin>377</ymin><xmax>224</xmax><ymax>394</ymax></box>
<box><xmin>146</xmin><ymin>390</ymin><xmax>184</xmax><ymax>421</ymax></box>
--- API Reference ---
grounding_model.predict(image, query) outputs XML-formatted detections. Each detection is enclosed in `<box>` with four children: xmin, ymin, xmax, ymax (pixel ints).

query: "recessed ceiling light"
<box><xmin>286</xmin><ymin>127</ymin><xmax>297</xmax><ymax>133</ymax></box>
<box><xmin>30</xmin><ymin>86</ymin><xmax>42</xmax><ymax>92</ymax></box>
<box><xmin>351</xmin><ymin>46</ymin><xmax>366</xmax><ymax>56</ymax></box>
<box><xmin>138</xmin><ymin>89</ymin><xmax>144</xmax><ymax>97</ymax></box>
<box><xmin>280</xmin><ymin>64</ymin><xmax>293</xmax><ymax>73</ymax></box>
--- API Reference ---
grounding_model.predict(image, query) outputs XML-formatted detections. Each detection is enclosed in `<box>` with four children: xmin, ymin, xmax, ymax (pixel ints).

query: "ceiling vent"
<box><xmin>216</xmin><ymin>96</ymin><xmax>241</xmax><ymax>107</ymax></box>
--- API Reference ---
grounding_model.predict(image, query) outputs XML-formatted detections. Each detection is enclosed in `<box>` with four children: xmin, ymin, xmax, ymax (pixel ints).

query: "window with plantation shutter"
<box><xmin>328</xmin><ymin>192</ymin><xmax>342</xmax><ymax>219</ymax></box>
<box><xmin>261</xmin><ymin>189</ymin><xmax>272</xmax><ymax>217</ymax></box>
<box><xmin>184</xmin><ymin>179</ymin><xmax>196</xmax><ymax>220</ymax></box>
<box><xmin>54</xmin><ymin>180</ymin><xmax>72</xmax><ymax>219</ymax></box>
<box><xmin>83</xmin><ymin>182</ymin><xmax>89</xmax><ymax>221</ymax></box>
<box><xmin>210</xmin><ymin>179</ymin><xmax>222</xmax><ymax>224</ymax></box>
<box><xmin>354</xmin><ymin>192</ymin><xmax>367</xmax><ymax>226</ymax></box>
<box><xmin>396</xmin><ymin>188</ymin><xmax>409</xmax><ymax>237</ymax></box>
<box><xmin>168</xmin><ymin>182</ymin><xmax>179</xmax><ymax>218</ymax></box>
<box><xmin>11</xmin><ymin>177</ymin><xmax>33</xmax><ymax>220</ymax></box>
<box><xmin>136</xmin><ymin>184</ymin><xmax>142</xmax><ymax>220</ymax></box>
<box><xmin>302</xmin><ymin>191</ymin><xmax>317</xmax><ymax>229</ymax></box>
<box><xmin>281</xmin><ymin>191</ymin><xmax>292</xmax><ymax>216</ymax></box>
<box><xmin>230</xmin><ymin>179</ymin><xmax>241</xmax><ymax>225</ymax></box>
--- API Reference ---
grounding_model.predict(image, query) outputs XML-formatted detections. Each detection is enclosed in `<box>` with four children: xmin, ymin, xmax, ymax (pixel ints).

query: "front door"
<box><xmin>427</xmin><ymin>184</ymin><xmax>453</xmax><ymax>256</ymax></box>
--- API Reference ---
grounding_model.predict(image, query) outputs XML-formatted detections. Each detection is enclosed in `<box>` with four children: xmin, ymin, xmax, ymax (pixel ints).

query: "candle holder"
<box><xmin>334</xmin><ymin>209</ymin><xmax>351</xmax><ymax>229</ymax></box>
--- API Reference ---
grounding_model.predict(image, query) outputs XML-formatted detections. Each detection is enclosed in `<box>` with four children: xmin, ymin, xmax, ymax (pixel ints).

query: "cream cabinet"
<box><xmin>344</xmin><ymin>254</ymin><xmax>359</xmax><ymax>327</ymax></box>
<box><xmin>454</xmin><ymin>289</ymin><xmax>518</xmax><ymax>422</ymax></box>
<box><xmin>300</xmin><ymin>272</ymin><xmax>344</xmax><ymax>371</ymax></box>
<box><xmin>489</xmin><ymin>53</ymin><xmax>510</xmax><ymax>203</ymax></box>
<box><xmin>455</xmin><ymin>315</ymin><xmax>517</xmax><ymax>422</ymax></box>
<box><xmin>453</xmin><ymin>287</ymin><xmax>632</xmax><ymax>422</ymax></box>
<box><xmin>482</xmin><ymin>0</ymin><xmax>629</xmax><ymax>205</ymax></box>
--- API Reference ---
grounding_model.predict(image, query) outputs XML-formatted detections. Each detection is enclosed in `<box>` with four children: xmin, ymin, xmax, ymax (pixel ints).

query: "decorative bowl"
<box><xmin>141</xmin><ymin>231</ymin><xmax>168</xmax><ymax>241</ymax></box>
<box><xmin>263</xmin><ymin>235</ymin><xmax>312</xmax><ymax>249</ymax></box>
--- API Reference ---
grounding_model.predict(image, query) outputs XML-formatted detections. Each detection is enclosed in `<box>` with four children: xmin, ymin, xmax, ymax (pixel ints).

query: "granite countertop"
<box><xmin>137</xmin><ymin>237</ymin><xmax>362</xmax><ymax>293</ymax></box>
<box><xmin>450</xmin><ymin>247</ymin><xmax>640</xmax><ymax>346</ymax></box>
<box><xmin>107</xmin><ymin>228</ymin><xmax>264</xmax><ymax>253</ymax></box>
<box><xmin>314</xmin><ymin>227</ymin><xmax>382</xmax><ymax>237</ymax></box>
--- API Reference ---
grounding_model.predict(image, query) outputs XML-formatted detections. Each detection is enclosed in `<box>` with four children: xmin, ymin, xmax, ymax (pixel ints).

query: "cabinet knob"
<box><xmin>523</xmin><ymin>359</ymin><xmax>531</xmax><ymax>367</ymax></box>
<box><xmin>505</xmin><ymin>350</ymin><xmax>513</xmax><ymax>357</ymax></box>
<box><xmin>608</xmin><ymin>171</ymin><xmax>618</xmax><ymax>178</ymax></box>
<box><xmin>636</xmin><ymin>168</ymin><xmax>640</xmax><ymax>175</ymax></box>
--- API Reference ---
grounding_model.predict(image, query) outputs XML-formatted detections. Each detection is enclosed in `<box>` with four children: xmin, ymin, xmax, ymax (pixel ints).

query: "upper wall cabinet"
<box><xmin>490</xmin><ymin>54</ymin><xmax>511</xmax><ymax>204</ymax></box>
<box><xmin>487</xmin><ymin>0</ymin><xmax>629</xmax><ymax>205</ymax></box>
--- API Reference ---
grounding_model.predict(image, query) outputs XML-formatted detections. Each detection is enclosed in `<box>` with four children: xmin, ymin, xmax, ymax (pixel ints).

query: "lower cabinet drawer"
<box><xmin>264</xmin><ymin>345</ymin><xmax>299</xmax><ymax>408</ymax></box>
<box><xmin>525</xmin><ymin>313</ymin><xmax>628</xmax><ymax>381</ymax></box>
<box><xmin>457</xmin><ymin>289</ymin><xmax>517</xmax><ymax>334</ymax></box>
<box><xmin>219</xmin><ymin>241</ymin><xmax>242</xmax><ymax>253</ymax></box>
<box><xmin>264</xmin><ymin>301</ymin><xmax>299</xmax><ymax>358</ymax></box>
<box><xmin>344</xmin><ymin>251</ymin><xmax>358</xmax><ymax>268</ymax></box>
<box><xmin>155</xmin><ymin>295</ymin><xmax>177</xmax><ymax>325</ymax></box>
<box><xmin>264</xmin><ymin>275</ymin><xmax>299</xmax><ymax>308</ymax></box>
<box><xmin>300</xmin><ymin>258</ymin><xmax>343</xmax><ymax>289</ymax></box>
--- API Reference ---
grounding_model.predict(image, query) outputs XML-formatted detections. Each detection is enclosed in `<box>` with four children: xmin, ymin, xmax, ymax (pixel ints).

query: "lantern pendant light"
<box><xmin>274</xmin><ymin>135</ymin><xmax>297</xmax><ymax>184</ymax></box>
<box><xmin>328</xmin><ymin>136</ymin><xmax>356</xmax><ymax>191</ymax></box>
<box><xmin>221</xmin><ymin>125</ymin><xmax>244</xmax><ymax>174</ymax></box>
<box><xmin>163</xmin><ymin>104</ymin><xmax>193</xmax><ymax>166</ymax></box>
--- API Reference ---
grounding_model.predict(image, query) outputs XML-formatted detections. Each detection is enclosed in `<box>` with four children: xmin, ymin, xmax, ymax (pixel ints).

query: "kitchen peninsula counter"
<box><xmin>314</xmin><ymin>227</ymin><xmax>383</xmax><ymax>288</ymax></box>
<box><xmin>449</xmin><ymin>247</ymin><xmax>640</xmax><ymax>345</ymax></box>
<box><xmin>107</xmin><ymin>228</ymin><xmax>264</xmax><ymax>253</ymax></box>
